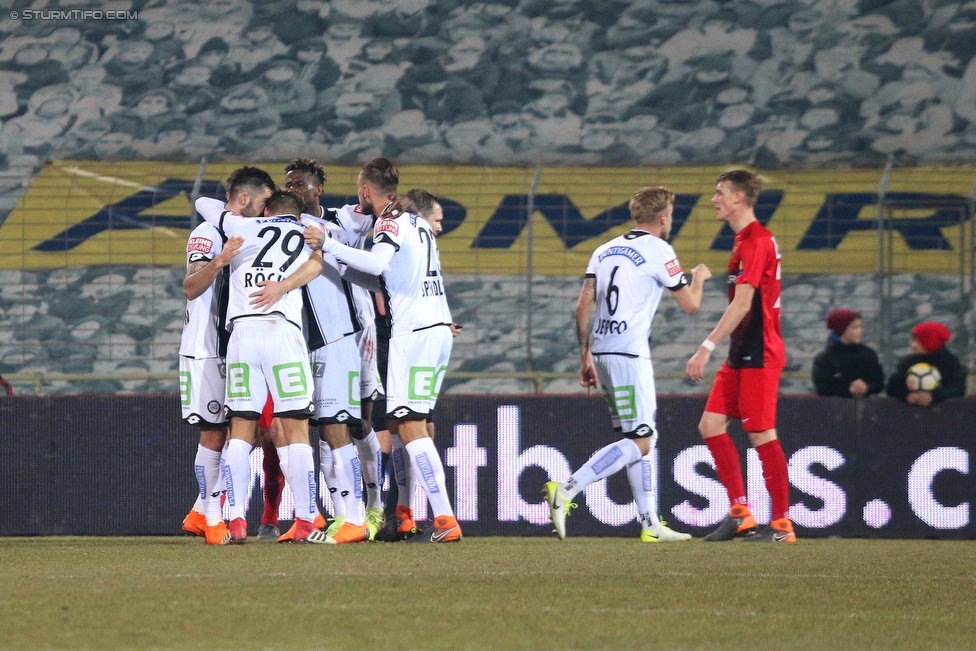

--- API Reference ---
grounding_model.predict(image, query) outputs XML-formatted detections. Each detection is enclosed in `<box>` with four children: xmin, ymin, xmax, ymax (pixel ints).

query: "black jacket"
<box><xmin>886</xmin><ymin>347</ymin><xmax>968</xmax><ymax>403</ymax></box>
<box><xmin>812</xmin><ymin>338</ymin><xmax>885</xmax><ymax>398</ymax></box>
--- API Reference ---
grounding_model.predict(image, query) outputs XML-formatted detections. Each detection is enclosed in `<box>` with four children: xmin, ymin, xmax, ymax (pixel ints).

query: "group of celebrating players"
<box><xmin>177</xmin><ymin>159</ymin><xmax>795</xmax><ymax>546</ymax></box>
<box><xmin>178</xmin><ymin>156</ymin><xmax>461</xmax><ymax>545</ymax></box>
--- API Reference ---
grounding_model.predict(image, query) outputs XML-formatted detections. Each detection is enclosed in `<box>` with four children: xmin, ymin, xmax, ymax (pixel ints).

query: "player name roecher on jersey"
<box><xmin>373</xmin><ymin>213</ymin><xmax>452</xmax><ymax>335</ymax></box>
<box><xmin>586</xmin><ymin>231</ymin><xmax>688</xmax><ymax>358</ymax></box>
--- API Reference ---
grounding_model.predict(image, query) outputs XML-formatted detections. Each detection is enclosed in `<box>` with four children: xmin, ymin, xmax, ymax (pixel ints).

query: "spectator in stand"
<box><xmin>812</xmin><ymin>309</ymin><xmax>884</xmax><ymax>398</ymax></box>
<box><xmin>886</xmin><ymin>321</ymin><xmax>968</xmax><ymax>407</ymax></box>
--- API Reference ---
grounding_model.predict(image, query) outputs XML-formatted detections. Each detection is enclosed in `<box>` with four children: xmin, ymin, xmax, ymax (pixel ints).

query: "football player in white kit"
<box><xmin>544</xmin><ymin>186</ymin><xmax>711</xmax><ymax>542</ymax></box>
<box><xmin>305</xmin><ymin>158</ymin><xmax>462</xmax><ymax>543</ymax></box>
<box><xmin>178</xmin><ymin>194</ymin><xmax>245</xmax><ymax>545</ymax></box>
<box><xmin>196</xmin><ymin>186</ymin><xmax>324</xmax><ymax>544</ymax></box>
<box><xmin>273</xmin><ymin>158</ymin><xmax>377</xmax><ymax>544</ymax></box>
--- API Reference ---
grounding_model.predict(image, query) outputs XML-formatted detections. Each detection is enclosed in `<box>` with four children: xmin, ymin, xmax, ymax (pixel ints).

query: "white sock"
<box><xmin>224</xmin><ymin>439</ymin><xmax>253</xmax><ymax>522</ymax></box>
<box><xmin>354</xmin><ymin>430</ymin><xmax>383</xmax><ymax>510</ymax></box>
<box><xmin>287</xmin><ymin>443</ymin><xmax>316</xmax><ymax>523</ymax></box>
<box><xmin>275</xmin><ymin>445</ymin><xmax>290</xmax><ymax>480</ymax></box>
<box><xmin>319</xmin><ymin>439</ymin><xmax>344</xmax><ymax>519</ymax></box>
<box><xmin>332</xmin><ymin>443</ymin><xmax>364</xmax><ymax>525</ymax></box>
<box><xmin>627</xmin><ymin>452</ymin><xmax>660</xmax><ymax>531</ymax></box>
<box><xmin>563</xmin><ymin>439</ymin><xmax>642</xmax><ymax>501</ymax></box>
<box><xmin>391</xmin><ymin>434</ymin><xmax>413</xmax><ymax>510</ymax></box>
<box><xmin>194</xmin><ymin>445</ymin><xmax>223</xmax><ymax>525</ymax></box>
<box><xmin>405</xmin><ymin>437</ymin><xmax>454</xmax><ymax>518</ymax></box>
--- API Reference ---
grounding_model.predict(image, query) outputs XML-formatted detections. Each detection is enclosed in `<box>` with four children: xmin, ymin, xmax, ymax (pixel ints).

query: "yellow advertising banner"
<box><xmin>0</xmin><ymin>161</ymin><xmax>973</xmax><ymax>274</ymax></box>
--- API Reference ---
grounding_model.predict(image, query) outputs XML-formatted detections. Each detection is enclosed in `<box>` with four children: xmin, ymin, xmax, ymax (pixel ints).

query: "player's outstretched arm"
<box><xmin>309</xmin><ymin>226</ymin><xmax>394</xmax><ymax>276</ymax></box>
<box><xmin>671</xmin><ymin>263</ymin><xmax>711</xmax><ymax>315</ymax></box>
<box><xmin>685</xmin><ymin>282</ymin><xmax>754</xmax><ymax>382</ymax></box>
<box><xmin>340</xmin><ymin>265</ymin><xmax>381</xmax><ymax>292</ymax></box>
<box><xmin>184</xmin><ymin>235</ymin><xmax>243</xmax><ymax>300</ymax></box>
<box><xmin>249</xmin><ymin>251</ymin><xmax>324</xmax><ymax>312</ymax></box>
<box><xmin>575</xmin><ymin>277</ymin><xmax>598</xmax><ymax>388</ymax></box>
<box><xmin>194</xmin><ymin>197</ymin><xmax>226</xmax><ymax>225</ymax></box>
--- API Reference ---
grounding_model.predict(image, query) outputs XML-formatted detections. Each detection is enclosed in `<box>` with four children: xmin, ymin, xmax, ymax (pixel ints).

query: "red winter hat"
<box><xmin>912</xmin><ymin>321</ymin><xmax>951</xmax><ymax>353</ymax></box>
<box><xmin>826</xmin><ymin>309</ymin><xmax>860</xmax><ymax>336</ymax></box>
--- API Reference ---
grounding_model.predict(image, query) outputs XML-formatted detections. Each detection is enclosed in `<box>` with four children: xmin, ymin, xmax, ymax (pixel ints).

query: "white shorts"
<box><xmin>386</xmin><ymin>326</ymin><xmax>451</xmax><ymax>421</ymax></box>
<box><xmin>593</xmin><ymin>353</ymin><xmax>658</xmax><ymax>440</ymax></box>
<box><xmin>224</xmin><ymin>317</ymin><xmax>313</xmax><ymax>420</ymax></box>
<box><xmin>356</xmin><ymin>322</ymin><xmax>383</xmax><ymax>401</ymax></box>
<box><xmin>310</xmin><ymin>334</ymin><xmax>362</xmax><ymax>425</ymax></box>
<box><xmin>179</xmin><ymin>356</ymin><xmax>227</xmax><ymax>427</ymax></box>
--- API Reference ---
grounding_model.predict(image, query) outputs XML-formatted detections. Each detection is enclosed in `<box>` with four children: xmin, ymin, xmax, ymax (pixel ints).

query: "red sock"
<box><xmin>705</xmin><ymin>433</ymin><xmax>748</xmax><ymax>508</ymax></box>
<box><xmin>756</xmin><ymin>439</ymin><xmax>790</xmax><ymax>521</ymax></box>
<box><xmin>261</xmin><ymin>442</ymin><xmax>284</xmax><ymax>526</ymax></box>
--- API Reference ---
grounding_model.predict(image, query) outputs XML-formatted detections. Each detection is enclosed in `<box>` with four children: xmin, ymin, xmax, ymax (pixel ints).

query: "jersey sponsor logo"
<box><xmin>634</xmin><ymin>424</ymin><xmax>652</xmax><ymax>437</ymax></box>
<box><xmin>591</xmin><ymin>445</ymin><xmax>624</xmax><ymax>474</ymax></box>
<box><xmin>391</xmin><ymin>407</ymin><xmax>410</xmax><ymax>419</ymax></box>
<box><xmin>598</xmin><ymin>245</ymin><xmax>645</xmax><ymax>266</ymax></box>
<box><xmin>187</xmin><ymin>252</ymin><xmax>210</xmax><ymax>264</ymax></box>
<box><xmin>354</xmin><ymin>204</ymin><xmax>364</xmax><ymax>214</ymax></box>
<box><xmin>665</xmin><ymin>258</ymin><xmax>682</xmax><ymax>277</ymax></box>
<box><xmin>376</xmin><ymin>219</ymin><xmax>398</xmax><ymax>237</ymax></box>
<box><xmin>415</xmin><ymin>451</ymin><xmax>441</xmax><ymax>494</ymax></box>
<box><xmin>187</xmin><ymin>237</ymin><xmax>213</xmax><ymax>254</ymax></box>
<box><xmin>186</xmin><ymin>414</ymin><xmax>200</xmax><ymax>425</ymax></box>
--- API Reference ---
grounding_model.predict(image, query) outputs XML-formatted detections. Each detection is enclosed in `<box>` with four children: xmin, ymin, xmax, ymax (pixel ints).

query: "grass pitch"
<box><xmin>1</xmin><ymin>536</ymin><xmax>974</xmax><ymax>650</ymax></box>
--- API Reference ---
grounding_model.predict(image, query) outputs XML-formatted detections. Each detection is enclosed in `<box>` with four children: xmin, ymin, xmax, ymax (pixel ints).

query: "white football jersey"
<box><xmin>373</xmin><ymin>212</ymin><xmax>452</xmax><ymax>335</ymax></box>
<box><xmin>586</xmin><ymin>230</ymin><xmax>687</xmax><ymax>358</ymax></box>
<box><xmin>179</xmin><ymin>221</ymin><xmax>227</xmax><ymax>359</ymax></box>
<box><xmin>301</xmin><ymin>214</ymin><xmax>360</xmax><ymax>349</ymax></box>
<box><xmin>327</xmin><ymin>204</ymin><xmax>376</xmax><ymax>325</ymax></box>
<box><xmin>218</xmin><ymin>213</ymin><xmax>312</xmax><ymax>330</ymax></box>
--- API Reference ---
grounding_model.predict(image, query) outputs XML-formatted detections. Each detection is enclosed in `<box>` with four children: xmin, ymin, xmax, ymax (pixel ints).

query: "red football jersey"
<box><xmin>726</xmin><ymin>221</ymin><xmax>786</xmax><ymax>369</ymax></box>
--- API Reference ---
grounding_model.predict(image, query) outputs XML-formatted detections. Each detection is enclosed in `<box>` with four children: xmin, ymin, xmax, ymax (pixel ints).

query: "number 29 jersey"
<box><xmin>585</xmin><ymin>230</ymin><xmax>687</xmax><ymax>359</ymax></box>
<box><xmin>220</xmin><ymin>213</ymin><xmax>312</xmax><ymax>330</ymax></box>
<box><xmin>373</xmin><ymin>213</ymin><xmax>452</xmax><ymax>336</ymax></box>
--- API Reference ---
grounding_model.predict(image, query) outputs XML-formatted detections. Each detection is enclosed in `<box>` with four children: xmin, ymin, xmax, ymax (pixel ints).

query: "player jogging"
<box><xmin>544</xmin><ymin>186</ymin><xmax>710</xmax><ymax>542</ymax></box>
<box><xmin>685</xmin><ymin>169</ymin><xmax>795</xmax><ymax>543</ymax></box>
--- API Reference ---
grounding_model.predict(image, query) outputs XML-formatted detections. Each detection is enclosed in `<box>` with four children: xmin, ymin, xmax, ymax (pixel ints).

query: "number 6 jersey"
<box><xmin>585</xmin><ymin>230</ymin><xmax>688</xmax><ymax>358</ymax></box>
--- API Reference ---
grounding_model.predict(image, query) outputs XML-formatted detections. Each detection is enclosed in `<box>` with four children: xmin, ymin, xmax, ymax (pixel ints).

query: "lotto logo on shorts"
<box><xmin>408</xmin><ymin>365</ymin><xmax>446</xmax><ymax>400</ymax></box>
<box><xmin>227</xmin><ymin>363</ymin><xmax>250</xmax><ymax>398</ymax></box>
<box><xmin>187</xmin><ymin>237</ymin><xmax>213</xmax><ymax>254</ymax></box>
<box><xmin>665</xmin><ymin>258</ymin><xmax>682</xmax><ymax>277</ymax></box>
<box><xmin>179</xmin><ymin>372</ymin><xmax>191</xmax><ymax>406</ymax></box>
<box><xmin>273</xmin><ymin>362</ymin><xmax>309</xmax><ymax>398</ymax></box>
<box><xmin>375</xmin><ymin>219</ymin><xmax>399</xmax><ymax>237</ymax></box>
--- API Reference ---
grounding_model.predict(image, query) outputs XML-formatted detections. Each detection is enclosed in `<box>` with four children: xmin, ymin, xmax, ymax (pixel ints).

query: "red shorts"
<box><xmin>258</xmin><ymin>393</ymin><xmax>275</xmax><ymax>428</ymax></box>
<box><xmin>704</xmin><ymin>364</ymin><xmax>782</xmax><ymax>432</ymax></box>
